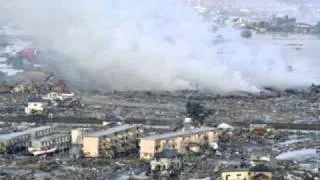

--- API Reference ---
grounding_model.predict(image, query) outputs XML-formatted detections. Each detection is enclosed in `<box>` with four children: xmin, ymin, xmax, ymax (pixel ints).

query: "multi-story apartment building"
<box><xmin>0</xmin><ymin>126</ymin><xmax>55</xmax><ymax>153</ymax></box>
<box><xmin>24</xmin><ymin>126</ymin><xmax>55</xmax><ymax>139</ymax></box>
<box><xmin>28</xmin><ymin>133</ymin><xmax>71</xmax><ymax>156</ymax></box>
<box><xmin>71</xmin><ymin>128</ymin><xmax>93</xmax><ymax>145</ymax></box>
<box><xmin>83</xmin><ymin>124</ymin><xmax>142</xmax><ymax>158</ymax></box>
<box><xmin>0</xmin><ymin>132</ymin><xmax>29</xmax><ymax>153</ymax></box>
<box><xmin>139</xmin><ymin>127</ymin><xmax>218</xmax><ymax>160</ymax></box>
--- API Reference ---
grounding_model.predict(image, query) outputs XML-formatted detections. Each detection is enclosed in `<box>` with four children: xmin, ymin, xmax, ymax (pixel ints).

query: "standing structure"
<box><xmin>139</xmin><ymin>127</ymin><xmax>218</xmax><ymax>160</ymax></box>
<box><xmin>71</xmin><ymin>128</ymin><xmax>93</xmax><ymax>145</ymax></box>
<box><xmin>82</xmin><ymin>124</ymin><xmax>142</xmax><ymax>158</ymax></box>
<box><xmin>28</xmin><ymin>133</ymin><xmax>71</xmax><ymax>156</ymax></box>
<box><xmin>25</xmin><ymin>97</ymin><xmax>45</xmax><ymax>115</ymax></box>
<box><xmin>0</xmin><ymin>126</ymin><xmax>55</xmax><ymax>153</ymax></box>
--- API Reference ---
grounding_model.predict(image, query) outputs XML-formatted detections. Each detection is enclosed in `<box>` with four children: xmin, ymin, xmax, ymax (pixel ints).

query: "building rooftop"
<box><xmin>86</xmin><ymin>124</ymin><xmax>140</xmax><ymax>138</ymax></box>
<box><xmin>23</xmin><ymin>126</ymin><xmax>53</xmax><ymax>134</ymax></box>
<box><xmin>28</xmin><ymin>97</ymin><xmax>43</xmax><ymax>103</ymax></box>
<box><xmin>142</xmin><ymin>127</ymin><xmax>216</xmax><ymax>141</ymax></box>
<box><xmin>249</xmin><ymin>164</ymin><xmax>274</xmax><ymax>172</ymax></box>
<box><xmin>33</xmin><ymin>133</ymin><xmax>69</xmax><ymax>142</ymax></box>
<box><xmin>0</xmin><ymin>126</ymin><xmax>54</xmax><ymax>141</ymax></box>
<box><xmin>0</xmin><ymin>131</ymin><xmax>26</xmax><ymax>141</ymax></box>
<box><xmin>72</xmin><ymin>128</ymin><xmax>92</xmax><ymax>131</ymax></box>
<box><xmin>155</xmin><ymin>149</ymin><xmax>180</xmax><ymax>159</ymax></box>
<box><xmin>221</xmin><ymin>169</ymin><xmax>248</xmax><ymax>173</ymax></box>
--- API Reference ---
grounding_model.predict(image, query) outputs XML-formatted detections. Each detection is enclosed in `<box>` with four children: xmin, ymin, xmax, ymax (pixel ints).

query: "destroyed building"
<box><xmin>149</xmin><ymin>149</ymin><xmax>182</xmax><ymax>177</ymax></box>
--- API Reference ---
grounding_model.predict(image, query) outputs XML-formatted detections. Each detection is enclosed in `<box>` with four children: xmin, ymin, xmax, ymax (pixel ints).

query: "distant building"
<box><xmin>23</xmin><ymin>126</ymin><xmax>55</xmax><ymax>139</ymax></box>
<box><xmin>221</xmin><ymin>164</ymin><xmax>273</xmax><ymax>180</ymax></box>
<box><xmin>71</xmin><ymin>128</ymin><xmax>93</xmax><ymax>145</ymax></box>
<box><xmin>25</xmin><ymin>97</ymin><xmax>45</xmax><ymax>115</ymax></box>
<box><xmin>28</xmin><ymin>133</ymin><xmax>71</xmax><ymax>156</ymax></box>
<box><xmin>295</xmin><ymin>23</ymin><xmax>313</xmax><ymax>33</ymax></box>
<box><xmin>82</xmin><ymin>124</ymin><xmax>142</xmax><ymax>158</ymax></box>
<box><xmin>250</xmin><ymin>153</ymin><xmax>271</xmax><ymax>166</ymax></box>
<box><xmin>139</xmin><ymin>127</ymin><xmax>218</xmax><ymax>160</ymax></box>
<box><xmin>0</xmin><ymin>126</ymin><xmax>54</xmax><ymax>153</ymax></box>
<box><xmin>42</xmin><ymin>92</ymin><xmax>75</xmax><ymax>102</ymax></box>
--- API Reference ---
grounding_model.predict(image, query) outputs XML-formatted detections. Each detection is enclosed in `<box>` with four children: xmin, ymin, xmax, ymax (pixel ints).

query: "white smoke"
<box><xmin>1</xmin><ymin>0</ymin><xmax>320</xmax><ymax>92</ymax></box>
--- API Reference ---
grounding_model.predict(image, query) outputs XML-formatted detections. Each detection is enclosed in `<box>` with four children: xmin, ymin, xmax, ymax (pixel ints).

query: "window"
<box><xmin>226</xmin><ymin>175</ymin><xmax>230</xmax><ymax>180</ymax></box>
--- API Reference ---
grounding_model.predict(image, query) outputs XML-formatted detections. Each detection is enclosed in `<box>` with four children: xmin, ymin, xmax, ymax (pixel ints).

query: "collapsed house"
<box><xmin>249</xmin><ymin>120</ymin><xmax>275</xmax><ymax>140</ymax></box>
<box><xmin>149</xmin><ymin>149</ymin><xmax>182</xmax><ymax>177</ymax></box>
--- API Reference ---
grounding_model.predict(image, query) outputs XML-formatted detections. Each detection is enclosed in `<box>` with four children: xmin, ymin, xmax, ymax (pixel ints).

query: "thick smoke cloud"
<box><xmin>1</xmin><ymin>0</ymin><xmax>320</xmax><ymax>92</ymax></box>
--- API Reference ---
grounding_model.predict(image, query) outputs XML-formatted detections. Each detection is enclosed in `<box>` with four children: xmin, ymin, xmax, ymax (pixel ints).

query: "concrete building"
<box><xmin>83</xmin><ymin>124</ymin><xmax>142</xmax><ymax>158</ymax></box>
<box><xmin>295</xmin><ymin>23</ymin><xmax>312</xmax><ymax>33</ymax></box>
<box><xmin>221</xmin><ymin>170</ymin><xmax>248</xmax><ymax>180</ymax></box>
<box><xmin>24</xmin><ymin>126</ymin><xmax>55</xmax><ymax>139</ymax></box>
<box><xmin>0</xmin><ymin>132</ymin><xmax>29</xmax><ymax>153</ymax></box>
<box><xmin>221</xmin><ymin>164</ymin><xmax>273</xmax><ymax>180</ymax></box>
<box><xmin>25</xmin><ymin>97</ymin><xmax>45</xmax><ymax>115</ymax></box>
<box><xmin>71</xmin><ymin>128</ymin><xmax>93</xmax><ymax>145</ymax></box>
<box><xmin>28</xmin><ymin>133</ymin><xmax>71</xmax><ymax>156</ymax></box>
<box><xmin>0</xmin><ymin>126</ymin><xmax>55</xmax><ymax>153</ymax></box>
<box><xmin>139</xmin><ymin>127</ymin><xmax>218</xmax><ymax>160</ymax></box>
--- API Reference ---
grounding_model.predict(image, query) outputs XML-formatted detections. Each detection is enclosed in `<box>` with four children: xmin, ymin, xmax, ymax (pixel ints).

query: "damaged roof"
<box><xmin>154</xmin><ymin>149</ymin><xmax>180</xmax><ymax>158</ymax></box>
<box><xmin>28</xmin><ymin>97</ymin><xmax>43</xmax><ymax>102</ymax></box>
<box><xmin>249</xmin><ymin>164</ymin><xmax>274</xmax><ymax>172</ymax></box>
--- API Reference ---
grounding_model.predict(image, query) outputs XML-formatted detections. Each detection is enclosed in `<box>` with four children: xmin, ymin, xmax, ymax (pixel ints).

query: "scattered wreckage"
<box><xmin>25</xmin><ymin>92</ymin><xmax>83</xmax><ymax>116</ymax></box>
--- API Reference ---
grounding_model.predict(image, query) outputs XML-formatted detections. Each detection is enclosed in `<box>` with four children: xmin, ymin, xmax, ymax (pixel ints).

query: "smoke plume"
<box><xmin>1</xmin><ymin>0</ymin><xmax>320</xmax><ymax>92</ymax></box>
